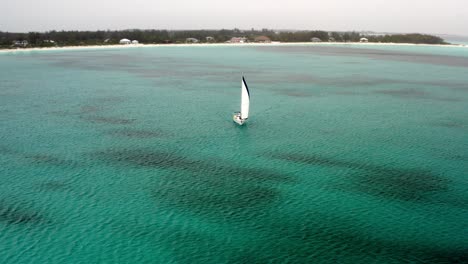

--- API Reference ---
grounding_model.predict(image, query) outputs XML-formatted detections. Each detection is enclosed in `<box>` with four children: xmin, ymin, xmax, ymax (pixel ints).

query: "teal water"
<box><xmin>1</xmin><ymin>44</ymin><xmax>467</xmax><ymax>263</ymax></box>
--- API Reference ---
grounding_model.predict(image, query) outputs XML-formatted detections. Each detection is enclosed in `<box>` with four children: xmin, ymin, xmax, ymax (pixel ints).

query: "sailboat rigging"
<box><xmin>233</xmin><ymin>76</ymin><xmax>250</xmax><ymax>125</ymax></box>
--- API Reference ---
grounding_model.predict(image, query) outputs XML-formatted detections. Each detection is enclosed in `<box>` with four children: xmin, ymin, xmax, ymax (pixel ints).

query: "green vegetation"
<box><xmin>0</xmin><ymin>29</ymin><xmax>448</xmax><ymax>49</ymax></box>
<box><xmin>366</xmin><ymin>34</ymin><xmax>447</xmax><ymax>44</ymax></box>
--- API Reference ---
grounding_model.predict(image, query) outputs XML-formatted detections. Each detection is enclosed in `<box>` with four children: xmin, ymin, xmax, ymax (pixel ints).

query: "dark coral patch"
<box><xmin>272</xmin><ymin>153</ymin><xmax>357</xmax><ymax>169</ymax></box>
<box><xmin>106</xmin><ymin>129</ymin><xmax>165</xmax><ymax>138</ymax></box>
<box><xmin>253</xmin><ymin>45</ymin><xmax>468</xmax><ymax>68</ymax></box>
<box><xmin>37</xmin><ymin>181</ymin><xmax>70</xmax><ymax>192</ymax></box>
<box><xmin>350</xmin><ymin>167</ymin><xmax>449</xmax><ymax>202</ymax></box>
<box><xmin>25</xmin><ymin>154</ymin><xmax>78</xmax><ymax>168</ymax></box>
<box><xmin>273</xmin><ymin>88</ymin><xmax>316</xmax><ymax>98</ymax></box>
<box><xmin>433</xmin><ymin>120</ymin><xmax>466</xmax><ymax>129</ymax></box>
<box><xmin>94</xmin><ymin>96</ymin><xmax>126</xmax><ymax>103</ymax></box>
<box><xmin>376</xmin><ymin>88</ymin><xmax>429</xmax><ymax>98</ymax></box>
<box><xmin>94</xmin><ymin>149</ymin><xmax>292</xmax><ymax>217</ymax></box>
<box><xmin>241</xmin><ymin>216</ymin><xmax>468</xmax><ymax>263</ymax></box>
<box><xmin>80</xmin><ymin>105</ymin><xmax>103</xmax><ymax>113</ymax></box>
<box><xmin>270</xmin><ymin>153</ymin><xmax>449</xmax><ymax>202</ymax></box>
<box><xmin>81</xmin><ymin>116</ymin><xmax>135</xmax><ymax>125</ymax></box>
<box><xmin>47</xmin><ymin>110</ymin><xmax>73</xmax><ymax>117</ymax></box>
<box><xmin>151</xmin><ymin>183</ymin><xmax>278</xmax><ymax>218</ymax></box>
<box><xmin>96</xmin><ymin>149</ymin><xmax>199</xmax><ymax>170</ymax></box>
<box><xmin>374</xmin><ymin>88</ymin><xmax>461</xmax><ymax>102</ymax></box>
<box><xmin>0</xmin><ymin>200</ymin><xmax>45</xmax><ymax>225</ymax></box>
<box><xmin>0</xmin><ymin>145</ymin><xmax>18</xmax><ymax>155</ymax></box>
<box><xmin>96</xmin><ymin>149</ymin><xmax>293</xmax><ymax>183</ymax></box>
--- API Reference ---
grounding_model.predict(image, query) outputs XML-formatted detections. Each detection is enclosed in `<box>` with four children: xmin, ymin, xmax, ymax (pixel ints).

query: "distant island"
<box><xmin>0</xmin><ymin>28</ymin><xmax>449</xmax><ymax>49</ymax></box>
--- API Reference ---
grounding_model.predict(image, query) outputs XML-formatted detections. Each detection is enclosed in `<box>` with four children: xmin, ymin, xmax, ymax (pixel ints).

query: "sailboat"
<box><xmin>233</xmin><ymin>76</ymin><xmax>250</xmax><ymax>125</ymax></box>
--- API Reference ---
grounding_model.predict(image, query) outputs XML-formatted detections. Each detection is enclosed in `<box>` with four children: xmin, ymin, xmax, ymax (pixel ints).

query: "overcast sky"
<box><xmin>2</xmin><ymin>0</ymin><xmax>467</xmax><ymax>35</ymax></box>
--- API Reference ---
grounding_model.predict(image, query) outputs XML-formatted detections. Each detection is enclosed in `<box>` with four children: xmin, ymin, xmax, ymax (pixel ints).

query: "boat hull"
<box><xmin>233</xmin><ymin>113</ymin><xmax>246</xmax><ymax>125</ymax></box>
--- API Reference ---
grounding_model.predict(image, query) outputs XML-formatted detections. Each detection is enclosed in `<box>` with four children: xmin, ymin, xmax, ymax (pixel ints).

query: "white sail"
<box><xmin>240</xmin><ymin>77</ymin><xmax>250</xmax><ymax>119</ymax></box>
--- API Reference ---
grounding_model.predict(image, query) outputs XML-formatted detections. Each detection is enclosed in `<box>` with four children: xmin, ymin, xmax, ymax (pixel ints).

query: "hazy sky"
<box><xmin>2</xmin><ymin>0</ymin><xmax>467</xmax><ymax>35</ymax></box>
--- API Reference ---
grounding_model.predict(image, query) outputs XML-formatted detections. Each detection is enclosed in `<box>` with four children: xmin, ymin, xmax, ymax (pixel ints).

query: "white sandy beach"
<box><xmin>0</xmin><ymin>42</ymin><xmax>466</xmax><ymax>54</ymax></box>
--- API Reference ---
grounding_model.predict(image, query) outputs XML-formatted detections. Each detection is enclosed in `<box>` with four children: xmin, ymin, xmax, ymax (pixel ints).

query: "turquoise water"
<box><xmin>1</xmin><ymin>44</ymin><xmax>467</xmax><ymax>263</ymax></box>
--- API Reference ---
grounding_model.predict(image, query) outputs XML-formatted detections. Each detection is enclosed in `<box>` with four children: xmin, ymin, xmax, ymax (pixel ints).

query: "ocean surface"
<box><xmin>0</xmin><ymin>44</ymin><xmax>467</xmax><ymax>263</ymax></box>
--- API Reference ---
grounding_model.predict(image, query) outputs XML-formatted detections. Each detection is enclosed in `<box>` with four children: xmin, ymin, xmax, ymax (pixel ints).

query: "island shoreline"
<box><xmin>1</xmin><ymin>42</ymin><xmax>466</xmax><ymax>54</ymax></box>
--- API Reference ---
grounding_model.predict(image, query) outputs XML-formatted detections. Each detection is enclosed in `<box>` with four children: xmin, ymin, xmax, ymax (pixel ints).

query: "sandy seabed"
<box><xmin>0</xmin><ymin>42</ymin><xmax>466</xmax><ymax>54</ymax></box>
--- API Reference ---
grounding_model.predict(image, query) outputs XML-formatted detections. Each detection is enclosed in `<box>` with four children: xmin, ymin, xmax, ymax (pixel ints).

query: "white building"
<box><xmin>12</xmin><ymin>40</ymin><xmax>28</xmax><ymax>47</ymax></box>
<box><xmin>360</xmin><ymin>38</ymin><xmax>369</xmax><ymax>43</ymax></box>
<box><xmin>119</xmin><ymin>38</ymin><xmax>131</xmax><ymax>44</ymax></box>
<box><xmin>132</xmin><ymin>40</ymin><xmax>139</xmax><ymax>44</ymax></box>
<box><xmin>186</xmin><ymin>38</ymin><xmax>199</xmax><ymax>43</ymax></box>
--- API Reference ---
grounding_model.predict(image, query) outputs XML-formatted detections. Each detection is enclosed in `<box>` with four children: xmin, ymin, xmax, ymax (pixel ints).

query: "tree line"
<box><xmin>0</xmin><ymin>29</ymin><xmax>448</xmax><ymax>48</ymax></box>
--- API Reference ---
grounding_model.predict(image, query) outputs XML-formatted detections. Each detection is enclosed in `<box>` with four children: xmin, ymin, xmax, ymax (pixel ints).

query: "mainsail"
<box><xmin>240</xmin><ymin>76</ymin><xmax>250</xmax><ymax>119</ymax></box>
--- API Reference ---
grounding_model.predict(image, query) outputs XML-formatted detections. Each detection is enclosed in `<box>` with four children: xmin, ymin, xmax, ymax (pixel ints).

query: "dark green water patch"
<box><xmin>375</xmin><ymin>88</ymin><xmax>429</xmax><ymax>97</ymax></box>
<box><xmin>452</xmin><ymin>86</ymin><xmax>468</xmax><ymax>92</ymax></box>
<box><xmin>151</xmin><ymin>181</ymin><xmax>278</xmax><ymax>219</ymax></box>
<box><xmin>93</xmin><ymin>96</ymin><xmax>127</xmax><ymax>103</ymax></box>
<box><xmin>449</xmin><ymin>154</ymin><xmax>468</xmax><ymax>161</ymax></box>
<box><xmin>0</xmin><ymin>145</ymin><xmax>18</xmax><ymax>156</ymax></box>
<box><xmin>273</xmin><ymin>88</ymin><xmax>317</xmax><ymax>98</ymax></box>
<box><xmin>374</xmin><ymin>88</ymin><xmax>461</xmax><ymax>102</ymax></box>
<box><xmin>0</xmin><ymin>199</ymin><xmax>46</xmax><ymax>225</ymax></box>
<box><xmin>80</xmin><ymin>105</ymin><xmax>104</xmax><ymax>114</ymax></box>
<box><xmin>412</xmin><ymin>80</ymin><xmax>468</xmax><ymax>90</ymax></box>
<box><xmin>36</xmin><ymin>181</ymin><xmax>70</xmax><ymax>192</ymax></box>
<box><xmin>47</xmin><ymin>110</ymin><xmax>74</xmax><ymax>117</ymax></box>
<box><xmin>254</xmin><ymin>45</ymin><xmax>468</xmax><ymax>68</ymax></box>
<box><xmin>95</xmin><ymin>149</ymin><xmax>201</xmax><ymax>170</ymax></box>
<box><xmin>145</xmin><ymin>223</ymin><xmax>243</xmax><ymax>263</ymax></box>
<box><xmin>116</xmin><ymin>205</ymin><xmax>467</xmax><ymax>263</ymax></box>
<box><xmin>32</xmin><ymin>52</ymin><xmax>147</xmax><ymax>71</ymax></box>
<box><xmin>271</xmin><ymin>153</ymin><xmax>359</xmax><ymax>169</ymax></box>
<box><xmin>433</xmin><ymin>120</ymin><xmax>467</xmax><ymax>129</ymax></box>
<box><xmin>219</xmin><ymin>166</ymin><xmax>292</xmax><ymax>183</ymax></box>
<box><xmin>24</xmin><ymin>154</ymin><xmax>79</xmax><ymax>168</ymax></box>
<box><xmin>349</xmin><ymin>167</ymin><xmax>449</xmax><ymax>202</ymax></box>
<box><xmin>81</xmin><ymin>115</ymin><xmax>136</xmax><ymax>125</ymax></box>
<box><xmin>95</xmin><ymin>149</ymin><xmax>291</xmax><ymax>182</ymax></box>
<box><xmin>238</xmin><ymin>215</ymin><xmax>468</xmax><ymax>263</ymax></box>
<box><xmin>333</xmin><ymin>90</ymin><xmax>362</xmax><ymax>96</ymax></box>
<box><xmin>106</xmin><ymin>129</ymin><xmax>165</xmax><ymax>138</ymax></box>
<box><xmin>255</xmin><ymin>73</ymin><xmax>468</xmax><ymax>96</ymax></box>
<box><xmin>94</xmin><ymin>149</ymin><xmax>292</xmax><ymax>217</ymax></box>
<box><xmin>63</xmin><ymin>100</ymin><xmax>123</xmax><ymax>117</ymax></box>
<box><xmin>270</xmin><ymin>153</ymin><xmax>449</xmax><ymax>202</ymax></box>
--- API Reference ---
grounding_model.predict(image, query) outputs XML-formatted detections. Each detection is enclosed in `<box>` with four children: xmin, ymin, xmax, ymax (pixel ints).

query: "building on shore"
<box><xmin>228</xmin><ymin>37</ymin><xmax>247</xmax><ymax>43</ymax></box>
<box><xmin>186</xmin><ymin>38</ymin><xmax>199</xmax><ymax>43</ymax></box>
<box><xmin>119</xmin><ymin>38</ymin><xmax>131</xmax><ymax>44</ymax></box>
<box><xmin>12</xmin><ymin>40</ymin><xmax>28</xmax><ymax>47</ymax></box>
<box><xmin>360</xmin><ymin>38</ymin><xmax>369</xmax><ymax>43</ymax></box>
<box><xmin>206</xmin><ymin>36</ymin><xmax>215</xmax><ymax>42</ymax></box>
<box><xmin>311</xmin><ymin>37</ymin><xmax>322</xmax><ymax>42</ymax></box>
<box><xmin>131</xmin><ymin>40</ymin><xmax>139</xmax><ymax>44</ymax></box>
<box><xmin>254</xmin><ymin>36</ymin><xmax>271</xmax><ymax>43</ymax></box>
